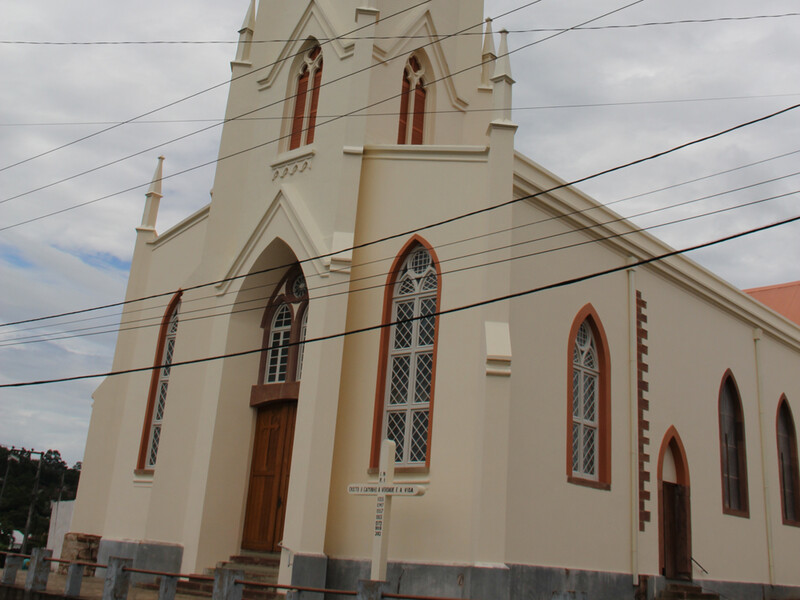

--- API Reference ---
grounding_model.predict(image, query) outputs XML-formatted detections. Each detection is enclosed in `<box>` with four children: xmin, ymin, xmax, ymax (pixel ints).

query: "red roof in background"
<box><xmin>744</xmin><ymin>280</ymin><xmax>800</xmax><ymax>327</ymax></box>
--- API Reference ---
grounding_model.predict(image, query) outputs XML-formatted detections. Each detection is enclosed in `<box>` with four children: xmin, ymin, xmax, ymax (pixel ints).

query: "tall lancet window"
<box><xmin>373</xmin><ymin>241</ymin><xmax>440</xmax><ymax>468</ymax></box>
<box><xmin>258</xmin><ymin>267</ymin><xmax>309</xmax><ymax>387</ymax></box>
<box><xmin>289</xmin><ymin>45</ymin><xmax>323</xmax><ymax>150</ymax></box>
<box><xmin>567</xmin><ymin>306</ymin><xmax>611</xmax><ymax>488</ymax></box>
<box><xmin>137</xmin><ymin>292</ymin><xmax>182</xmax><ymax>471</ymax></box>
<box><xmin>777</xmin><ymin>398</ymin><xmax>800</xmax><ymax>525</ymax></box>
<box><xmin>718</xmin><ymin>373</ymin><xmax>749</xmax><ymax>516</ymax></box>
<box><xmin>397</xmin><ymin>55</ymin><xmax>426</xmax><ymax>145</ymax></box>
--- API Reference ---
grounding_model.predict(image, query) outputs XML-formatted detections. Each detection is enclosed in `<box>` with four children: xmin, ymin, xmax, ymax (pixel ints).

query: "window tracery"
<box><xmin>373</xmin><ymin>242</ymin><xmax>440</xmax><ymax>468</ymax></box>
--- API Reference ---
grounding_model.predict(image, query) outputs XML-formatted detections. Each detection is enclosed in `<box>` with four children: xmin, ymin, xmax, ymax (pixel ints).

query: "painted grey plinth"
<box><xmin>357</xmin><ymin>580</ymin><xmax>390</xmax><ymax>600</ymax></box>
<box><xmin>1</xmin><ymin>556</ymin><xmax>23</xmax><ymax>585</ymax></box>
<box><xmin>212</xmin><ymin>568</ymin><xmax>243</xmax><ymax>600</ymax></box>
<box><xmin>64</xmin><ymin>562</ymin><xmax>85</xmax><ymax>597</ymax></box>
<box><xmin>102</xmin><ymin>557</ymin><xmax>132</xmax><ymax>600</ymax></box>
<box><xmin>24</xmin><ymin>548</ymin><xmax>52</xmax><ymax>592</ymax></box>
<box><xmin>158</xmin><ymin>575</ymin><xmax>178</xmax><ymax>600</ymax></box>
<box><xmin>291</xmin><ymin>554</ymin><xmax>328</xmax><ymax>600</ymax></box>
<box><xmin>96</xmin><ymin>539</ymin><xmax>182</xmax><ymax>584</ymax></box>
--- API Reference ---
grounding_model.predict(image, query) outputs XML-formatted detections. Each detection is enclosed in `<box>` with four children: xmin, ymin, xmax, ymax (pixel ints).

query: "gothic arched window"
<box><xmin>777</xmin><ymin>397</ymin><xmax>800</xmax><ymax>526</ymax></box>
<box><xmin>567</xmin><ymin>306</ymin><xmax>611</xmax><ymax>488</ymax></box>
<box><xmin>137</xmin><ymin>291</ymin><xmax>182</xmax><ymax>471</ymax></box>
<box><xmin>289</xmin><ymin>46</ymin><xmax>323</xmax><ymax>150</ymax></box>
<box><xmin>718</xmin><ymin>373</ymin><xmax>749</xmax><ymax>516</ymax></box>
<box><xmin>372</xmin><ymin>241</ymin><xmax>440</xmax><ymax>468</ymax></box>
<box><xmin>397</xmin><ymin>55</ymin><xmax>426</xmax><ymax>145</ymax></box>
<box><xmin>258</xmin><ymin>267</ymin><xmax>309</xmax><ymax>388</ymax></box>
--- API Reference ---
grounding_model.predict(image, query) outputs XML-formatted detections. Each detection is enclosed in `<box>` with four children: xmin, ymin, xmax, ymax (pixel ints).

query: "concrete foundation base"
<box><xmin>96</xmin><ymin>539</ymin><xmax>183</xmax><ymax>584</ymax></box>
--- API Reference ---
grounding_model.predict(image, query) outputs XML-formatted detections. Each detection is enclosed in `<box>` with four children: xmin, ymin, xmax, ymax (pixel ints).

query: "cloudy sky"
<box><xmin>1</xmin><ymin>0</ymin><xmax>799</xmax><ymax>465</ymax></box>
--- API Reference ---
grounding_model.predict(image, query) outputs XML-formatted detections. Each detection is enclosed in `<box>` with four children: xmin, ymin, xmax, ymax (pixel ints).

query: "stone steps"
<box><xmin>657</xmin><ymin>583</ymin><xmax>720</xmax><ymax>600</ymax></box>
<box><xmin>135</xmin><ymin>552</ymin><xmax>283</xmax><ymax>600</ymax></box>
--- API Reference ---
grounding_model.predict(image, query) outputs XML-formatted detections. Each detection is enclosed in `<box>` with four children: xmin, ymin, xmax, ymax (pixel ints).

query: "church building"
<box><xmin>70</xmin><ymin>1</ymin><xmax>800</xmax><ymax>598</ymax></box>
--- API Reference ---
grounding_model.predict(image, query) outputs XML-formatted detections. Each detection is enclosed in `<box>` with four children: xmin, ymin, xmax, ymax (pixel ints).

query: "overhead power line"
<box><xmin>3</xmin><ymin>93</ymin><xmax>800</xmax><ymax>128</ymax></box>
<box><xmin>0</xmin><ymin>0</ymin><xmax>435</xmax><ymax>175</ymax></box>
<box><xmin>0</xmin><ymin>0</ymin><xmax>549</xmax><ymax>206</ymax></box>
<box><xmin>0</xmin><ymin>0</ymin><xmax>679</xmax><ymax>230</ymax></box>
<box><xmin>3</xmin><ymin>12</ymin><xmax>799</xmax><ymax>45</ymax></box>
<box><xmin>1</xmin><ymin>98</ymin><xmax>798</xmax><ymax>330</ymax></box>
<box><xmin>3</xmin><ymin>179</ymin><xmax>798</xmax><ymax>349</ymax></box>
<box><xmin>2</xmin><ymin>211</ymin><xmax>799</xmax><ymax>389</ymax></box>
<box><xmin>6</xmin><ymin>141</ymin><xmax>797</xmax><ymax>343</ymax></box>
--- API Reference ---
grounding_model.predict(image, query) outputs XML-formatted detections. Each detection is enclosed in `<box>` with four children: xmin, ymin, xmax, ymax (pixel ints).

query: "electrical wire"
<box><xmin>4</xmin><ymin>174</ymin><xmax>799</xmax><ymax>348</ymax></box>
<box><xmin>2</xmin><ymin>98</ymin><xmax>798</xmax><ymax>329</ymax></box>
<box><xmin>0</xmin><ymin>0</ymin><xmax>549</xmax><ymax>208</ymax></box>
<box><xmin>6</xmin><ymin>141</ymin><xmax>799</xmax><ymax>341</ymax></box>
<box><xmin>0</xmin><ymin>1</ymin><xmax>434</xmax><ymax>174</ymax></box>
<box><xmin>4</xmin><ymin>93</ymin><xmax>800</xmax><ymax>128</ymax></box>
<box><xmin>2</xmin><ymin>210</ymin><xmax>799</xmax><ymax>388</ymax></box>
<box><xmin>3</xmin><ymin>12</ymin><xmax>799</xmax><ymax>45</ymax></box>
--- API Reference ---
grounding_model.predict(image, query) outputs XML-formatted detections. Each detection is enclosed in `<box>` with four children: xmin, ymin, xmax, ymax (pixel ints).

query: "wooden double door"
<box><xmin>241</xmin><ymin>401</ymin><xmax>297</xmax><ymax>552</ymax></box>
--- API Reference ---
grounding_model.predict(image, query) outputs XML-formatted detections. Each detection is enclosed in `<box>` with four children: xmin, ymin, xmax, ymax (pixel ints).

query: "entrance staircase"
<box><xmin>656</xmin><ymin>582</ymin><xmax>720</xmax><ymax>600</ymax></box>
<box><xmin>139</xmin><ymin>551</ymin><xmax>282</xmax><ymax>599</ymax></box>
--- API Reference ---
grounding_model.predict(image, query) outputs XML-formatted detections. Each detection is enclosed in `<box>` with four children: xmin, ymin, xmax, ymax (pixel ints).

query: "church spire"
<box><xmin>140</xmin><ymin>156</ymin><xmax>164</xmax><ymax>231</ymax></box>
<box><xmin>234</xmin><ymin>0</ymin><xmax>256</xmax><ymax>64</ymax></box>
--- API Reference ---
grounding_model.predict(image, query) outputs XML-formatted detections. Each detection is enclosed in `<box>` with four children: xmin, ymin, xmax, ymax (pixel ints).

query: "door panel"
<box><xmin>663</xmin><ymin>482</ymin><xmax>691</xmax><ymax>580</ymax></box>
<box><xmin>242</xmin><ymin>402</ymin><xmax>297</xmax><ymax>551</ymax></box>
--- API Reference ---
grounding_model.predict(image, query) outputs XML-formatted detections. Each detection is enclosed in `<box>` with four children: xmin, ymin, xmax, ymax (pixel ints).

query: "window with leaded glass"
<box><xmin>257</xmin><ymin>267</ymin><xmax>309</xmax><ymax>389</ymax></box>
<box><xmin>381</xmin><ymin>244</ymin><xmax>439</xmax><ymax>467</ymax></box>
<box><xmin>566</xmin><ymin>306</ymin><xmax>610</xmax><ymax>488</ymax></box>
<box><xmin>137</xmin><ymin>292</ymin><xmax>182</xmax><ymax>472</ymax></box>
<box><xmin>777</xmin><ymin>399</ymin><xmax>800</xmax><ymax>525</ymax></box>
<box><xmin>572</xmin><ymin>321</ymin><xmax>599</xmax><ymax>479</ymax></box>
<box><xmin>719</xmin><ymin>375</ymin><xmax>748</xmax><ymax>516</ymax></box>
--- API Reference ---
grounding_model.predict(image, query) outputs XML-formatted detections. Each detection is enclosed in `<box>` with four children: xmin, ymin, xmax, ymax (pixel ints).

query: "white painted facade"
<box><xmin>71</xmin><ymin>1</ymin><xmax>800</xmax><ymax>597</ymax></box>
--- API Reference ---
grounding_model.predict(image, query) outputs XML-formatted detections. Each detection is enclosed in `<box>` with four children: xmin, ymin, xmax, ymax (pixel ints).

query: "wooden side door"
<box><xmin>241</xmin><ymin>401</ymin><xmax>297</xmax><ymax>552</ymax></box>
<box><xmin>663</xmin><ymin>482</ymin><xmax>691</xmax><ymax>580</ymax></box>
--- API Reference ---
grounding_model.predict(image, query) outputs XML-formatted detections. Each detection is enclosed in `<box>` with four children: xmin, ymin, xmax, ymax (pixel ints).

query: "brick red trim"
<box><xmin>370</xmin><ymin>235</ymin><xmax>442</xmax><ymax>470</ymax></box>
<box><xmin>136</xmin><ymin>290</ymin><xmax>183</xmax><ymax>471</ymax></box>
<box><xmin>636</xmin><ymin>291</ymin><xmax>651</xmax><ymax>530</ymax></box>
<box><xmin>718</xmin><ymin>370</ymin><xmax>750</xmax><ymax>518</ymax></box>
<box><xmin>566</xmin><ymin>303</ymin><xmax>611</xmax><ymax>488</ymax></box>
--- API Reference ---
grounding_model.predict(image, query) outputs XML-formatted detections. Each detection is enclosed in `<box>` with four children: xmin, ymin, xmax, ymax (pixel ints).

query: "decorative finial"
<box><xmin>481</xmin><ymin>18</ymin><xmax>497</xmax><ymax>87</ymax></box>
<box><xmin>493</xmin><ymin>29</ymin><xmax>514</xmax><ymax>84</ymax></box>
<box><xmin>140</xmin><ymin>156</ymin><xmax>165</xmax><ymax>231</ymax></box>
<box><xmin>235</xmin><ymin>0</ymin><xmax>257</xmax><ymax>64</ymax></box>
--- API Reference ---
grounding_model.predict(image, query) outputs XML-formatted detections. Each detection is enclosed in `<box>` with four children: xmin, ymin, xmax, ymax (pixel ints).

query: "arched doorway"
<box><xmin>238</xmin><ymin>256</ymin><xmax>308</xmax><ymax>552</ymax></box>
<box><xmin>658</xmin><ymin>427</ymin><xmax>692</xmax><ymax>580</ymax></box>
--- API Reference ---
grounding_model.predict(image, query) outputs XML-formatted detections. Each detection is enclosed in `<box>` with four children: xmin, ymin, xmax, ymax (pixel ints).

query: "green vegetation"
<box><xmin>0</xmin><ymin>446</ymin><xmax>81</xmax><ymax>553</ymax></box>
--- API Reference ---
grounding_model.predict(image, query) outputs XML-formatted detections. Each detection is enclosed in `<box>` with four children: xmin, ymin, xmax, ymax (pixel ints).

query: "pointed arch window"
<box><xmin>372</xmin><ymin>242</ymin><xmax>440</xmax><ymax>468</ymax></box>
<box><xmin>252</xmin><ymin>267</ymin><xmax>309</xmax><ymax>405</ymax></box>
<box><xmin>397</xmin><ymin>56</ymin><xmax>426</xmax><ymax>145</ymax></box>
<box><xmin>289</xmin><ymin>46</ymin><xmax>323</xmax><ymax>150</ymax></box>
<box><xmin>777</xmin><ymin>398</ymin><xmax>800</xmax><ymax>526</ymax></box>
<box><xmin>567</xmin><ymin>306</ymin><xmax>611</xmax><ymax>488</ymax></box>
<box><xmin>137</xmin><ymin>291</ymin><xmax>182</xmax><ymax>472</ymax></box>
<box><xmin>718</xmin><ymin>373</ymin><xmax>749</xmax><ymax>516</ymax></box>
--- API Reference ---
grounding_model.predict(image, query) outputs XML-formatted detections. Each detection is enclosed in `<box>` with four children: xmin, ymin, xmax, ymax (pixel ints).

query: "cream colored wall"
<box><xmin>73</xmin><ymin>213</ymin><xmax>208</xmax><ymax>543</ymax></box>
<box><xmin>504</xmin><ymin>199</ymin><xmax>633</xmax><ymax>573</ymax></box>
